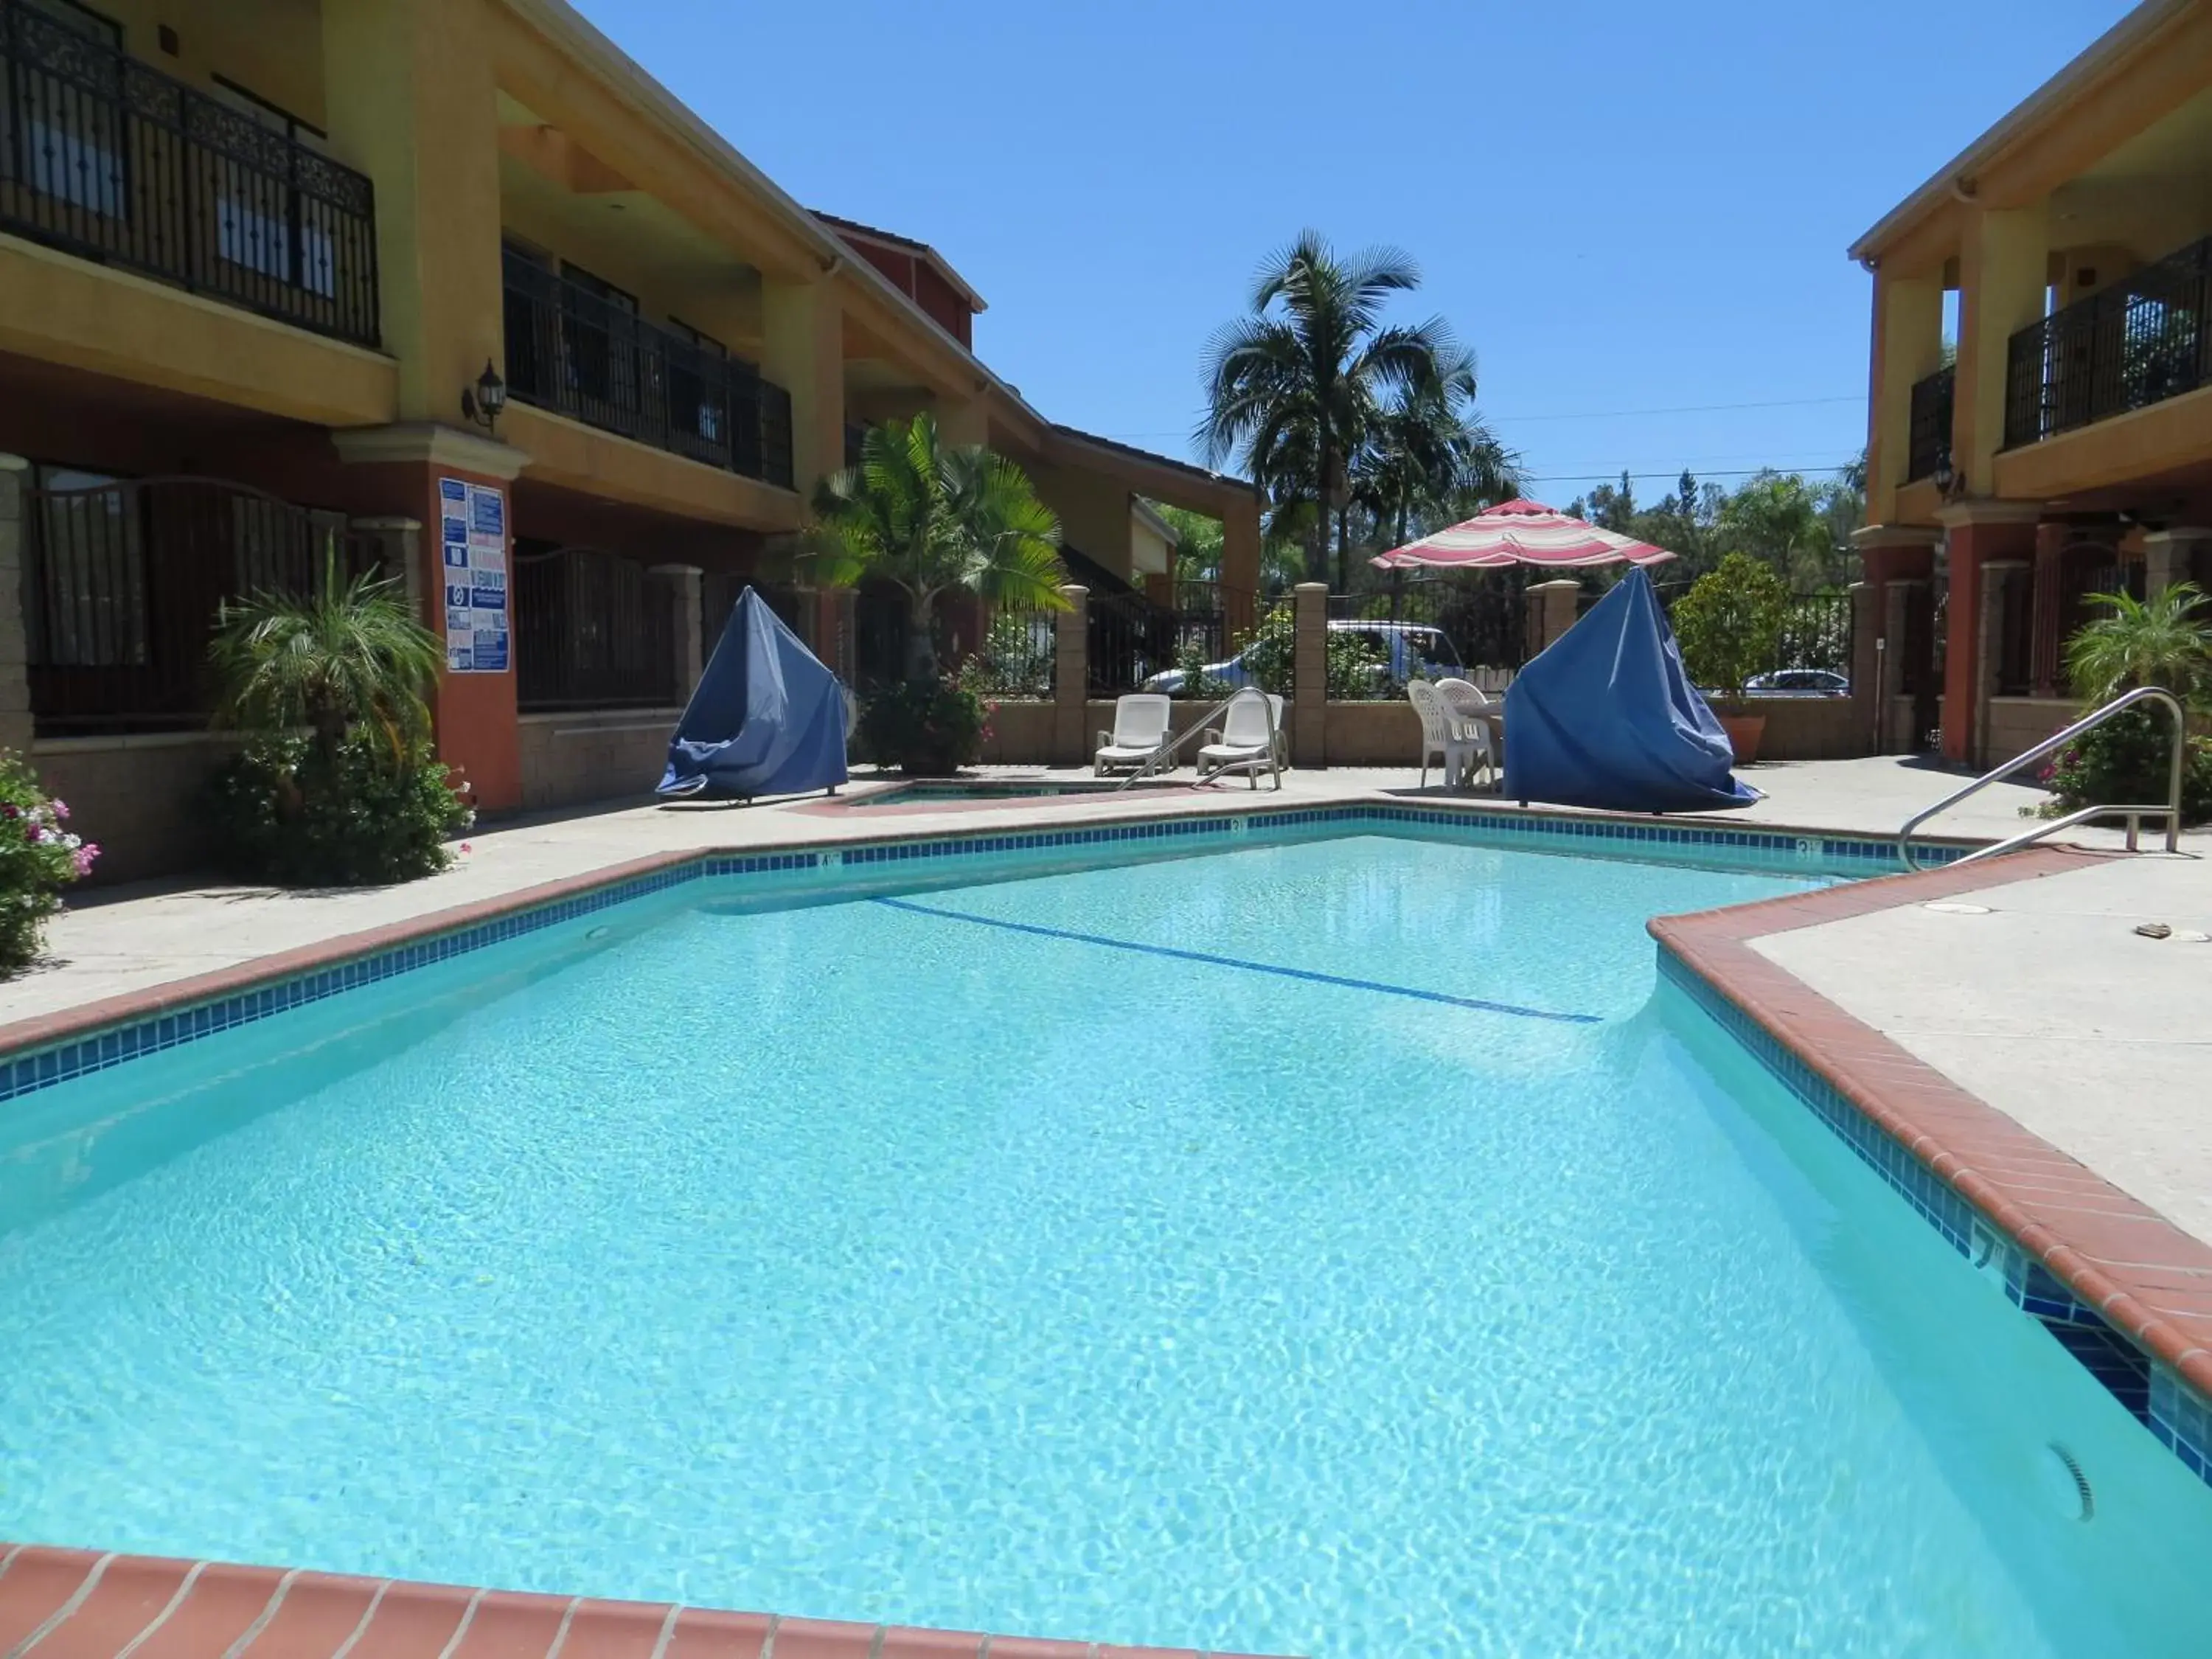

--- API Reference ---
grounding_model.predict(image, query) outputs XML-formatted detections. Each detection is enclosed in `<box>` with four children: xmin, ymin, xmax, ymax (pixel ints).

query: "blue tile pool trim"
<box><xmin>873</xmin><ymin>896</ymin><xmax>1602</xmax><ymax>1024</ymax></box>
<box><xmin>1656</xmin><ymin>947</ymin><xmax>2212</xmax><ymax>1493</ymax></box>
<box><xmin>0</xmin><ymin>801</ymin><xmax>1958</xmax><ymax>1113</ymax></box>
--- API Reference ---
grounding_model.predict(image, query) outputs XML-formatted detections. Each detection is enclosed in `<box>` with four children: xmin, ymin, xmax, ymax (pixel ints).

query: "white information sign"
<box><xmin>440</xmin><ymin>477</ymin><xmax>509</xmax><ymax>673</ymax></box>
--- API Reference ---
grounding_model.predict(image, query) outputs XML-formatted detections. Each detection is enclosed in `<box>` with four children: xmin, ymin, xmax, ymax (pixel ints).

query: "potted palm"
<box><xmin>2040</xmin><ymin>582</ymin><xmax>2212</xmax><ymax>824</ymax></box>
<box><xmin>1670</xmin><ymin>552</ymin><xmax>1789</xmax><ymax>762</ymax></box>
<box><xmin>803</xmin><ymin>413</ymin><xmax>1068</xmax><ymax>774</ymax></box>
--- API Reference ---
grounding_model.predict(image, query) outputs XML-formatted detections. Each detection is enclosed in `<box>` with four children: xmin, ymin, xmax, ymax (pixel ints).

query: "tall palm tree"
<box><xmin>210</xmin><ymin>558</ymin><xmax>445</xmax><ymax>764</ymax></box>
<box><xmin>1353</xmin><ymin>348</ymin><xmax>1524</xmax><ymax>550</ymax></box>
<box><xmin>805</xmin><ymin>413</ymin><xmax>1068</xmax><ymax>684</ymax></box>
<box><xmin>1198</xmin><ymin>231</ymin><xmax>1460</xmax><ymax>587</ymax></box>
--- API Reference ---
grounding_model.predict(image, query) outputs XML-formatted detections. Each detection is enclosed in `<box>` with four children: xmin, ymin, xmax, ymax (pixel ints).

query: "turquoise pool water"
<box><xmin>1</xmin><ymin>834</ymin><xmax>2208</xmax><ymax>1657</ymax></box>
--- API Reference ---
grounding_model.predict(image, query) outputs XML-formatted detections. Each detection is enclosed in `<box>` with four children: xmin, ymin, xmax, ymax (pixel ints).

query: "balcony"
<box><xmin>501</xmin><ymin>250</ymin><xmax>796</xmax><ymax>491</ymax></box>
<box><xmin>0</xmin><ymin>0</ymin><xmax>379</xmax><ymax>347</ymax></box>
<box><xmin>2004</xmin><ymin>233</ymin><xmax>2212</xmax><ymax>448</ymax></box>
<box><xmin>1906</xmin><ymin>364</ymin><xmax>1953</xmax><ymax>481</ymax></box>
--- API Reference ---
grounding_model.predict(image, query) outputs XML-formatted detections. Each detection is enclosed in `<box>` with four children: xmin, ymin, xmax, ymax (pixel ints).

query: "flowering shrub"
<box><xmin>0</xmin><ymin>751</ymin><xmax>97</xmax><ymax>975</ymax></box>
<box><xmin>858</xmin><ymin>678</ymin><xmax>989</xmax><ymax>774</ymax></box>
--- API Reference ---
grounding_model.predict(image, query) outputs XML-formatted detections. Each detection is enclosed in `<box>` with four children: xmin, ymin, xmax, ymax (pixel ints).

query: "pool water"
<box><xmin>1</xmin><ymin>835</ymin><xmax>2207</xmax><ymax>1657</ymax></box>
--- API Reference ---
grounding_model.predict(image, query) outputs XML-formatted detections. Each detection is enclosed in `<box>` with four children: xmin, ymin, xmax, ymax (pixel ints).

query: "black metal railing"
<box><xmin>23</xmin><ymin>475</ymin><xmax>378</xmax><ymax>734</ymax></box>
<box><xmin>2006</xmin><ymin>234</ymin><xmax>2212</xmax><ymax>448</ymax></box>
<box><xmin>1907</xmin><ymin>364</ymin><xmax>1953</xmax><ymax>481</ymax></box>
<box><xmin>503</xmin><ymin>251</ymin><xmax>795</xmax><ymax>490</ymax></box>
<box><xmin>1772</xmin><ymin>590</ymin><xmax>1854</xmax><ymax>676</ymax></box>
<box><xmin>0</xmin><ymin>0</ymin><xmax>378</xmax><ymax>344</ymax></box>
<box><xmin>513</xmin><ymin>544</ymin><xmax>678</xmax><ymax>711</ymax></box>
<box><xmin>1088</xmin><ymin>589</ymin><xmax>1178</xmax><ymax>695</ymax></box>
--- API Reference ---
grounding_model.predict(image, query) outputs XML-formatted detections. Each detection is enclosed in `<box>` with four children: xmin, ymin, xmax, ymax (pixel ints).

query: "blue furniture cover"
<box><xmin>658</xmin><ymin>587</ymin><xmax>849</xmax><ymax>799</ymax></box>
<box><xmin>1501</xmin><ymin>568</ymin><xmax>1758</xmax><ymax>811</ymax></box>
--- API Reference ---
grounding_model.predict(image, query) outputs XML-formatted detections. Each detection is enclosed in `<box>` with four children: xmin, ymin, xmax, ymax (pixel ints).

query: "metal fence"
<box><xmin>0</xmin><ymin>0</ymin><xmax>379</xmax><ymax>344</ymax></box>
<box><xmin>1088</xmin><ymin>589</ymin><xmax>1178</xmax><ymax>695</ymax></box>
<box><xmin>23</xmin><ymin>474</ymin><xmax>376</xmax><ymax>734</ymax></box>
<box><xmin>960</xmin><ymin>599</ymin><xmax>1056</xmax><ymax>697</ymax></box>
<box><xmin>2006</xmin><ymin>234</ymin><xmax>2212</xmax><ymax>448</ymax></box>
<box><xmin>513</xmin><ymin>544</ymin><xmax>678</xmax><ymax>711</ymax></box>
<box><xmin>1771</xmin><ymin>591</ymin><xmax>1853</xmax><ymax>676</ymax></box>
<box><xmin>503</xmin><ymin>250</ymin><xmax>795</xmax><ymax>489</ymax></box>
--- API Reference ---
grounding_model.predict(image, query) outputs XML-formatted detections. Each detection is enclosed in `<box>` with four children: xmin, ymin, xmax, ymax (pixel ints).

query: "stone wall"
<box><xmin>31</xmin><ymin>732</ymin><xmax>243</xmax><ymax>886</ymax></box>
<box><xmin>1986</xmin><ymin>697</ymin><xmax>2078</xmax><ymax>768</ymax></box>
<box><xmin>516</xmin><ymin>708</ymin><xmax>681</xmax><ymax>813</ymax></box>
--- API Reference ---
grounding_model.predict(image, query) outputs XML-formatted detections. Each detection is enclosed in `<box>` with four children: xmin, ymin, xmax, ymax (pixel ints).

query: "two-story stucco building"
<box><xmin>1854</xmin><ymin>0</ymin><xmax>2212</xmax><ymax>768</ymax></box>
<box><xmin>0</xmin><ymin>0</ymin><xmax>1260</xmax><ymax>879</ymax></box>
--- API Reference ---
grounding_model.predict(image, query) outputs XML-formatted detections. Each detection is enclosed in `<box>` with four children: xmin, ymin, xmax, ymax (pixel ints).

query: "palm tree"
<box><xmin>210</xmin><ymin>557</ymin><xmax>445</xmax><ymax>763</ymax></box>
<box><xmin>1198</xmin><ymin>232</ymin><xmax>1461</xmax><ymax>588</ymax></box>
<box><xmin>805</xmin><ymin>413</ymin><xmax>1068</xmax><ymax>684</ymax></box>
<box><xmin>1353</xmin><ymin>348</ymin><xmax>1523</xmax><ymax>550</ymax></box>
<box><xmin>2065</xmin><ymin>582</ymin><xmax>2212</xmax><ymax>704</ymax></box>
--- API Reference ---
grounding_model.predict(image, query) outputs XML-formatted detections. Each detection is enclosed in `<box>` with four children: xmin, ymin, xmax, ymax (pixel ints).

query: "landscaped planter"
<box><xmin>1716</xmin><ymin>712</ymin><xmax>1767</xmax><ymax>763</ymax></box>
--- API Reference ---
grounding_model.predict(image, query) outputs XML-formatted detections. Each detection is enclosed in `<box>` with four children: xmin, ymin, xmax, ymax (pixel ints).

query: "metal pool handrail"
<box><xmin>1113</xmin><ymin>692</ymin><xmax>1248</xmax><ymax>788</ymax></box>
<box><xmin>1896</xmin><ymin>685</ymin><xmax>2186</xmax><ymax>871</ymax></box>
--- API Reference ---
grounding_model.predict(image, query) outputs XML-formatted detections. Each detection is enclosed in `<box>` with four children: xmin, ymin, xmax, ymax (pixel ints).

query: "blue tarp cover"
<box><xmin>1502</xmin><ymin>568</ymin><xmax>1758</xmax><ymax>812</ymax></box>
<box><xmin>658</xmin><ymin>587</ymin><xmax>849</xmax><ymax>799</ymax></box>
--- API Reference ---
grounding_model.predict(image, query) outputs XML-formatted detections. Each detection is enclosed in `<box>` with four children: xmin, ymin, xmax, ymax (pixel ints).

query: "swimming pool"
<box><xmin>2</xmin><ymin>826</ymin><xmax>2207</xmax><ymax>1657</ymax></box>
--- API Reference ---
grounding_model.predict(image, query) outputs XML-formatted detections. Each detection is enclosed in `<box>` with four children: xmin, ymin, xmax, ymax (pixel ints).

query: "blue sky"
<box><xmin>576</xmin><ymin>0</ymin><xmax>2131</xmax><ymax>501</ymax></box>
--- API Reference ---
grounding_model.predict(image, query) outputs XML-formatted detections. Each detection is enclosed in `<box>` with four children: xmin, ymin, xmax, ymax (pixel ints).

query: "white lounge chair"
<box><xmin>1195</xmin><ymin>688</ymin><xmax>1285</xmax><ymax>788</ymax></box>
<box><xmin>1094</xmin><ymin>693</ymin><xmax>1175</xmax><ymax>776</ymax></box>
<box><xmin>1434</xmin><ymin>677</ymin><xmax>1498</xmax><ymax>790</ymax></box>
<box><xmin>1406</xmin><ymin>679</ymin><xmax>1481</xmax><ymax>789</ymax></box>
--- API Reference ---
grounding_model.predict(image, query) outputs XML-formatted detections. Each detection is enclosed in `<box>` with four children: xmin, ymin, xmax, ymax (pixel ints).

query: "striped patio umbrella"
<box><xmin>1371</xmin><ymin>498</ymin><xmax>1677</xmax><ymax>569</ymax></box>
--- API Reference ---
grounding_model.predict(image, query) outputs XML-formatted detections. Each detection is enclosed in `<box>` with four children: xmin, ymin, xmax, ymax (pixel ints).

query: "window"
<box><xmin>205</xmin><ymin>78</ymin><xmax>335</xmax><ymax>296</ymax></box>
<box><xmin>25</xmin><ymin>467</ymin><xmax>148</xmax><ymax>669</ymax></box>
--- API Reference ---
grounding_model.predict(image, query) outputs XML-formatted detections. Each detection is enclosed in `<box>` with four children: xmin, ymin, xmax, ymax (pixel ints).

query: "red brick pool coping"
<box><xmin>1651</xmin><ymin>844</ymin><xmax>2212</xmax><ymax>1403</ymax></box>
<box><xmin>0</xmin><ymin>1545</ymin><xmax>1288</xmax><ymax>1658</ymax></box>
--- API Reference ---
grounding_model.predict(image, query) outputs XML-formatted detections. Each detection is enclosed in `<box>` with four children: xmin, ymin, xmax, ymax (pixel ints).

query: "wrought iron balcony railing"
<box><xmin>1906</xmin><ymin>363</ymin><xmax>1953</xmax><ymax>481</ymax></box>
<box><xmin>2005</xmin><ymin>234</ymin><xmax>2212</xmax><ymax>449</ymax></box>
<box><xmin>0</xmin><ymin>0</ymin><xmax>379</xmax><ymax>346</ymax></box>
<box><xmin>502</xmin><ymin>251</ymin><xmax>796</xmax><ymax>490</ymax></box>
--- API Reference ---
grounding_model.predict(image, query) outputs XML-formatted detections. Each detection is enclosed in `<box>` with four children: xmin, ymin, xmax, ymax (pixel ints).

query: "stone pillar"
<box><xmin>1848</xmin><ymin>580</ymin><xmax>1879</xmax><ymax>752</ymax></box>
<box><xmin>1220</xmin><ymin>494</ymin><xmax>1262</xmax><ymax>640</ymax></box>
<box><xmin>1053</xmin><ymin>583</ymin><xmax>1088</xmax><ymax>765</ymax></box>
<box><xmin>1935</xmin><ymin>501</ymin><xmax>2039</xmax><ymax>765</ymax></box>
<box><xmin>651</xmin><ymin>564</ymin><xmax>705</xmax><ymax>699</ymax></box>
<box><xmin>349</xmin><ymin>516</ymin><xmax>423</xmax><ymax>615</ymax></box>
<box><xmin>1526</xmin><ymin>579</ymin><xmax>1580</xmax><ymax>656</ymax></box>
<box><xmin>1975</xmin><ymin>559</ymin><xmax>2031</xmax><ymax>767</ymax></box>
<box><xmin>0</xmin><ymin>454</ymin><xmax>31</xmax><ymax>755</ymax></box>
<box><xmin>1292</xmin><ymin>581</ymin><xmax>1327</xmax><ymax>768</ymax></box>
<box><xmin>2142</xmin><ymin>528</ymin><xmax>2212</xmax><ymax>599</ymax></box>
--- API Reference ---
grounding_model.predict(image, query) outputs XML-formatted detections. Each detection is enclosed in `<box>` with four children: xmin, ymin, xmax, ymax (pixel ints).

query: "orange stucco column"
<box><xmin>1935</xmin><ymin>504</ymin><xmax>2039</xmax><ymax>765</ymax></box>
<box><xmin>334</xmin><ymin>425</ymin><xmax>531</xmax><ymax>813</ymax></box>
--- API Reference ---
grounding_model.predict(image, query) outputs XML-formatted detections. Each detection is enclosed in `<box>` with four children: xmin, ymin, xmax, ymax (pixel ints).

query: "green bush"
<box><xmin>860</xmin><ymin>678</ymin><xmax>989</xmax><ymax>775</ymax></box>
<box><xmin>2037</xmin><ymin>705</ymin><xmax>2212</xmax><ymax>826</ymax></box>
<box><xmin>1672</xmin><ymin>552</ymin><xmax>1790</xmax><ymax>698</ymax></box>
<box><xmin>0</xmin><ymin>751</ymin><xmax>97</xmax><ymax>975</ymax></box>
<box><xmin>207</xmin><ymin>732</ymin><xmax>470</xmax><ymax>887</ymax></box>
<box><xmin>1214</xmin><ymin>608</ymin><xmax>1380</xmax><ymax>699</ymax></box>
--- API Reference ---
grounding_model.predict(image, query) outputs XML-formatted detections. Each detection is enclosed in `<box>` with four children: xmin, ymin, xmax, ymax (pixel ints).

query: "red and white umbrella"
<box><xmin>1370</xmin><ymin>498</ymin><xmax>1677</xmax><ymax>570</ymax></box>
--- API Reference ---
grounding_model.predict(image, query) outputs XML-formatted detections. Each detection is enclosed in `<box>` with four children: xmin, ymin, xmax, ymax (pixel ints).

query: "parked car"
<box><xmin>1144</xmin><ymin>621</ymin><xmax>1466</xmax><ymax>696</ymax></box>
<box><xmin>1743</xmin><ymin>669</ymin><xmax>1849</xmax><ymax>696</ymax></box>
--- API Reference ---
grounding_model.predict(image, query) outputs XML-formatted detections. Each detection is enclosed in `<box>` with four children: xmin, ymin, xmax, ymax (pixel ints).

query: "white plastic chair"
<box><xmin>1434</xmin><ymin>678</ymin><xmax>1498</xmax><ymax>790</ymax></box>
<box><xmin>1094</xmin><ymin>693</ymin><xmax>1175</xmax><ymax>776</ymax></box>
<box><xmin>1406</xmin><ymin>679</ymin><xmax>1480</xmax><ymax>789</ymax></box>
<box><xmin>1195</xmin><ymin>688</ymin><xmax>1285</xmax><ymax>788</ymax></box>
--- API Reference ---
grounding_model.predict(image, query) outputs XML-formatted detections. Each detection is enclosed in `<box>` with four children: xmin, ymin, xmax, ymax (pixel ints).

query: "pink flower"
<box><xmin>49</xmin><ymin>799</ymin><xmax>67</xmax><ymax>821</ymax></box>
<box><xmin>1</xmin><ymin>804</ymin><xmax>16</xmax><ymax>820</ymax></box>
<box><xmin>71</xmin><ymin>844</ymin><xmax>97</xmax><ymax>877</ymax></box>
<box><xmin>459</xmin><ymin>841</ymin><xmax>473</xmax><ymax>855</ymax></box>
<box><xmin>27</xmin><ymin>824</ymin><xmax>43</xmax><ymax>844</ymax></box>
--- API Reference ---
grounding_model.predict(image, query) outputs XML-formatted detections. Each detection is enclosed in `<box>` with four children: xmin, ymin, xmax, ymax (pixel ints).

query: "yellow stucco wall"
<box><xmin>92</xmin><ymin>0</ymin><xmax>327</xmax><ymax>132</ymax></box>
<box><xmin>501</xmin><ymin>403</ymin><xmax>801</xmax><ymax>530</ymax></box>
<box><xmin>0</xmin><ymin>233</ymin><xmax>397</xmax><ymax>426</ymax></box>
